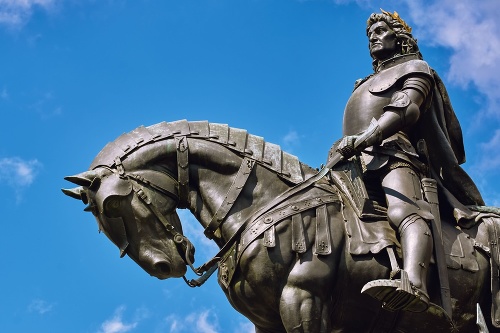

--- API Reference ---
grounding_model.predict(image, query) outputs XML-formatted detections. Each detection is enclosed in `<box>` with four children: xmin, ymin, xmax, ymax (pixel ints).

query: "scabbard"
<box><xmin>421</xmin><ymin>177</ymin><xmax>453</xmax><ymax>319</ymax></box>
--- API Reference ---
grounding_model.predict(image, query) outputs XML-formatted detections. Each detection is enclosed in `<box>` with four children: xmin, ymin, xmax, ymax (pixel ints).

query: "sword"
<box><xmin>477</xmin><ymin>303</ymin><xmax>490</xmax><ymax>333</ymax></box>
<box><xmin>417</xmin><ymin>139</ymin><xmax>453</xmax><ymax>320</ymax></box>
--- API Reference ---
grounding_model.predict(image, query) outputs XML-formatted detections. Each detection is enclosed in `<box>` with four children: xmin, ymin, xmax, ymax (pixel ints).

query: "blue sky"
<box><xmin>1</xmin><ymin>1</ymin><xmax>500</xmax><ymax>332</ymax></box>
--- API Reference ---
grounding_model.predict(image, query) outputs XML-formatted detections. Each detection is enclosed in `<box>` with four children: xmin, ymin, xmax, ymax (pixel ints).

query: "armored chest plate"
<box><xmin>343</xmin><ymin>78</ymin><xmax>392</xmax><ymax>135</ymax></box>
<box><xmin>343</xmin><ymin>59</ymin><xmax>432</xmax><ymax>136</ymax></box>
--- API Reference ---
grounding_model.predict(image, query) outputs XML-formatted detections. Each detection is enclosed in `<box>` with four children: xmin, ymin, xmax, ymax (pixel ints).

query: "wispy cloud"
<box><xmin>403</xmin><ymin>0</ymin><xmax>500</xmax><ymax>119</ymax></box>
<box><xmin>28</xmin><ymin>299</ymin><xmax>54</xmax><ymax>315</ymax></box>
<box><xmin>0</xmin><ymin>0</ymin><xmax>57</xmax><ymax>29</ymax></box>
<box><xmin>96</xmin><ymin>306</ymin><xmax>139</xmax><ymax>333</ymax></box>
<box><xmin>233</xmin><ymin>321</ymin><xmax>254</xmax><ymax>333</ymax></box>
<box><xmin>281</xmin><ymin>129</ymin><xmax>301</xmax><ymax>153</ymax></box>
<box><xmin>0</xmin><ymin>157</ymin><xmax>41</xmax><ymax>186</ymax></box>
<box><xmin>1</xmin><ymin>86</ymin><xmax>8</xmax><ymax>100</ymax></box>
<box><xmin>30</xmin><ymin>91</ymin><xmax>64</xmax><ymax>119</ymax></box>
<box><xmin>465</xmin><ymin>128</ymin><xmax>500</xmax><ymax>205</ymax></box>
<box><xmin>189</xmin><ymin>310</ymin><xmax>218</xmax><ymax>333</ymax></box>
<box><xmin>0</xmin><ymin>157</ymin><xmax>41</xmax><ymax>202</ymax></box>
<box><xmin>475</xmin><ymin>129</ymin><xmax>500</xmax><ymax>173</ymax></box>
<box><xmin>165</xmin><ymin>310</ymin><xmax>219</xmax><ymax>333</ymax></box>
<box><xmin>283</xmin><ymin>129</ymin><xmax>299</xmax><ymax>146</ymax></box>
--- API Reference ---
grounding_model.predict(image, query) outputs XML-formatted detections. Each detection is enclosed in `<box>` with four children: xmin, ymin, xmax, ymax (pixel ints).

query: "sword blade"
<box><xmin>477</xmin><ymin>303</ymin><xmax>490</xmax><ymax>333</ymax></box>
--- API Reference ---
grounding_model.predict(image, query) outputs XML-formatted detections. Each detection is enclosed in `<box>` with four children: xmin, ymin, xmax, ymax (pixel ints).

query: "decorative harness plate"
<box><xmin>217</xmin><ymin>192</ymin><xmax>341</xmax><ymax>289</ymax></box>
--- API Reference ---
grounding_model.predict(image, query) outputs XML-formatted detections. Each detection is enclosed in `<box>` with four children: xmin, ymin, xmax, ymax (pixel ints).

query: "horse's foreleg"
<box><xmin>279</xmin><ymin>254</ymin><xmax>335</xmax><ymax>333</ymax></box>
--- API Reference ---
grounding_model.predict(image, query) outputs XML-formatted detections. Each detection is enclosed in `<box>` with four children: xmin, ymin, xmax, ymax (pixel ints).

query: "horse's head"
<box><xmin>63</xmin><ymin>167</ymin><xmax>191</xmax><ymax>279</ymax></box>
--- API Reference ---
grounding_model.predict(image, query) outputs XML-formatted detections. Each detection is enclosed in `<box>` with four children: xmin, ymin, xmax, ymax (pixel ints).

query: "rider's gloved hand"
<box><xmin>336</xmin><ymin>135</ymin><xmax>360</xmax><ymax>159</ymax></box>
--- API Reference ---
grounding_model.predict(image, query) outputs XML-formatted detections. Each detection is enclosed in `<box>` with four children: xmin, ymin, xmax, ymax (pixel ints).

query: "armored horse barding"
<box><xmin>63</xmin><ymin>120</ymin><xmax>500</xmax><ymax>333</ymax></box>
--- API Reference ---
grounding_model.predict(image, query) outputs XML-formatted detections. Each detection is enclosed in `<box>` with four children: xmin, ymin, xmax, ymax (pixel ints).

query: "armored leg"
<box><xmin>398</xmin><ymin>213</ymin><xmax>433</xmax><ymax>308</ymax></box>
<box><xmin>362</xmin><ymin>167</ymin><xmax>433</xmax><ymax>312</ymax></box>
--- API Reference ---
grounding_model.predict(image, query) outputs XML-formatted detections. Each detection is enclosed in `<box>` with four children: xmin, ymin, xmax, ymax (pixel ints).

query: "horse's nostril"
<box><xmin>154</xmin><ymin>262</ymin><xmax>171</xmax><ymax>275</ymax></box>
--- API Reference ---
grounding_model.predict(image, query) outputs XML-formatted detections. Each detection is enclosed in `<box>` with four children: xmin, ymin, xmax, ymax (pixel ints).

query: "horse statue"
<box><xmin>63</xmin><ymin>120</ymin><xmax>500</xmax><ymax>333</ymax></box>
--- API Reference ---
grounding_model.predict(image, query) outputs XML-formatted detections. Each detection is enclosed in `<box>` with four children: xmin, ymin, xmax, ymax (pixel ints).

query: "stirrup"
<box><xmin>361</xmin><ymin>270</ymin><xmax>429</xmax><ymax>313</ymax></box>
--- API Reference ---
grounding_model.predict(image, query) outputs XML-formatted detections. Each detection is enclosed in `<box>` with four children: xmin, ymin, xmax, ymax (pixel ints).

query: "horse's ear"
<box><xmin>61</xmin><ymin>187</ymin><xmax>84</xmax><ymax>200</ymax></box>
<box><xmin>64</xmin><ymin>170</ymin><xmax>99</xmax><ymax>187</ymax></box>
<box><xmin>62</xmin><ymin>186</ymin><xmax>89</xmax><ymax>204</ymax></box>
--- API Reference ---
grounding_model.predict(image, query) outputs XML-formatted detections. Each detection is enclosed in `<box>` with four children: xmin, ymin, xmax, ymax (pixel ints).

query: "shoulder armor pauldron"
<box><xmin>369</xmin><ymin>59</ymin><xmax>433</xmax><ymax>94</ymax></box>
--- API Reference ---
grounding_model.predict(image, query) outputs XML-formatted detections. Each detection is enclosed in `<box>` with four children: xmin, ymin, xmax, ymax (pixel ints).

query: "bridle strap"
<box><xmin>111</xmin><ymin>153</ymin><xmax>214</xmax><ymax>285</ymax></box>
<box><xmin>175</xmin><ymin>136</ymin><xmax>190</xmax><ymax>209</ymax></box>
<box><xmin>187</xmin><ymin>167</ymin><xmax>335</xmax><ymax>279</ymax></box>
<box><xmin>204</xmin><ymin>157</ymin><xmax>256</xmax><ymax>239</ymax></box>
<box><xmin>135</xmin><ymin>184</ymin><xmax>220</xmax><ymax>287</ymax></box>
<box><xmin>133</xmin><ymin>185</ymin><xmax>198</xmax><ymax>270</ymax></box>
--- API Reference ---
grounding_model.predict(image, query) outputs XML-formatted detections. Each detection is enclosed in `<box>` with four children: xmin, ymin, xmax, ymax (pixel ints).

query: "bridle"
<box><xmin>105</xmin><ymin>134</ymin><xmax>257</xmax><ymax>287</ymax></box>
<box><xmin>108</xmin><ymin>159</ymin><xmax>204</xmax><ymax>284</ymax></box>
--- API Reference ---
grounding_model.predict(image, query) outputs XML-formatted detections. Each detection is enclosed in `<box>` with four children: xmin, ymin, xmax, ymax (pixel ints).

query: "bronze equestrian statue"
<box><xmin>63</xmin><ymin>10</ymin><xmax>500</xmax><ymax>333</ymax></box>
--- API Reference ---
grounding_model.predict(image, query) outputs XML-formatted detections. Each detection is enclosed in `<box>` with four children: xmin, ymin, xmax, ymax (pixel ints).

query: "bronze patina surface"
<box><xmin>63</xmin><ymin>10</ymin><xmax>500</xmax><ymax>333</ymax></box>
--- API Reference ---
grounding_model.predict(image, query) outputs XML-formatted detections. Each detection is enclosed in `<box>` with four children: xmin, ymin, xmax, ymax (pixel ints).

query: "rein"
<box><xmin>124</xmin><ymin>169</ymin><xmax>212</xmax><ymax>286</ymax></box>
<box><xmin>115</xmin><ymin>135</ymin><xmax>259</xmax><ymax>287</ymax></box>
<box><xmin>113</xmin><ymin>133</ymin><xmax>333</xmax><ymax>288</ymax></box>
<box><xmin>171</xmin><ymin>135</ymin><xmax>335</xmax><ymax>287</ymax></box>
<box><xmin>171</xmin><ymin>136</ymin><xmax>258</xmax><ymax>286</ymax></box>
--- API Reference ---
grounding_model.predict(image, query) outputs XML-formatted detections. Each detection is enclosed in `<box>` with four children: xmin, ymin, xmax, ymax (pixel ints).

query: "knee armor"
<box><xmin>387</xmin><ymin>200</ymin><xmax>434</xmax><ymax>232</ymax></box>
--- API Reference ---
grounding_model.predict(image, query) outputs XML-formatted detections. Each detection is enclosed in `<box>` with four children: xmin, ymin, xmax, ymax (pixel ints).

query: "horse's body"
<box><xmin>64</xmin><ymin>120</ymin><xmax>498</xmax><ymax>333</ymax></box>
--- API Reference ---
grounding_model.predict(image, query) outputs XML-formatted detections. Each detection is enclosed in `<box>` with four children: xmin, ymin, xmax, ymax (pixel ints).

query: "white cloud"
<box><xmin>189</xmin><ymin>310</ymin><xmax>219</xmax><ymax>333</ymax></box>
<box><xmin>165</xmin><ymin>310</ymin><xmax>219</xmax><ymax>333</ymax></box>
<box><xmin>403</xmin><ymin>0</ymin><xmax>500</xmax><ymax>118</ymax></box>
<box><xmin>165</xmin><ymin>314</ymin><xmax>183</xmax><ymax>333</ymax></box>
<box><xmin>28</xmin><ymin>299</ymin><xmax>54</xmax><ymax>314</ymax></box>
<box><xmin>0</xmin><ymin>157</ymin><xmax>41</xmax><ymax>186</ymax></box>
<box><xmin>234</xmin><ymin>321</ymin><xmax>254</xmax><ymax>333</ymax></box>
<box><xmin>472</xmin><ymin>129</ymin><xmax>500</xmax><ymax>173</ymax></box>
<box><xmin>283</xmin><ymin>129</ymin><xmax>299</xmax><ymax>147</ymax></box>
<box><xmin>465</xmin><ymin>129</ymin><xmax>500</xmax><ymax>206</ymax></box>
<box><xmin>0</xmin><ymin>0</ymin><xmax>56</xmax><ymax>29</ymax></box>
<box><xmin>97</xmin><ymin>306</ymin><xmax>138</xmax><ymax>333</ymax></box>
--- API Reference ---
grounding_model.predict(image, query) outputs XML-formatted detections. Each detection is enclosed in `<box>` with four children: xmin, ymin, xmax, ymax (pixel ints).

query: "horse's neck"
<box><xmin>185</xmin><ymin>139</ymin><xmax>293</xmax><ymax>243</ymax></box>
<box><xmin>121</xmin><ymin>136</ymin><xmax>297</xmax><ymax>243</ymax></box>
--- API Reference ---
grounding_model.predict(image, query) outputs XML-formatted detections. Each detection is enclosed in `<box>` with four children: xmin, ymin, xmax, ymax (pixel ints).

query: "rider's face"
<box><xmin>368</xmin><ymin>21</ymin><xmax>398</xmax><ymax>61</ymax></box>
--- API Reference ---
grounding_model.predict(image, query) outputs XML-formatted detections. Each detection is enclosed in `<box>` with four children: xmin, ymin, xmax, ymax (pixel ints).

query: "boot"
<box><xmin>398</xmin><ymin>216</ymin><xmax>433</xmax><ymax>311</ymax></box>
<box><xmin>361</xmin><ymin>215</ymin><xmax>432</xmax><ymax>312</ymax></box>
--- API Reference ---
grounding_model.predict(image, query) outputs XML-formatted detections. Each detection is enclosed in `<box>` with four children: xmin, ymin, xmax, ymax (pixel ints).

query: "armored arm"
<box><xmin>337</xmin><ymin>75</ymin><xmax>433</xmax><ymax>158</ymax></box>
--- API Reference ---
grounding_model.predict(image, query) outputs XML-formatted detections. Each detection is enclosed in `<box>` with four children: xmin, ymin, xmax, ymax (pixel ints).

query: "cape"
<box><xmin>413</xmin><ymin>69</ymin><xmax>485</xmax><ymax>228</ymax></box>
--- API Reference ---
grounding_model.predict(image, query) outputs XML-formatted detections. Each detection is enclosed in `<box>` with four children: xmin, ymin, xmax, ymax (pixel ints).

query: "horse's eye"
<box><xmin>107</xmin><ymin>198</ymin><xmax>121</xmax><ymax>209</ymax></box>
<box><xmin>104</xmin><ymin>197</ymin><xmax>122</xmax><ymax>217</ymax></box>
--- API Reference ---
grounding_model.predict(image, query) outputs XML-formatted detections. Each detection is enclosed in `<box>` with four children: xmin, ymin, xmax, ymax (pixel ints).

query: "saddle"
<box><xmin>328</xmin><ymin>157</ymin><xmax>478</xmax><ymax>268</ymax></box>
<box><xmin>330</xmin><ymin>158</ymin><xmax>500</xmax><ymax>328</ymax></box>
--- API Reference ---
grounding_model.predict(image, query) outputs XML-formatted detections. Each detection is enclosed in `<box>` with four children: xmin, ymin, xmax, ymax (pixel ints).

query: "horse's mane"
<box><xmin>89</xmin><ymin>120</ymin><xmax>314</xmax><ymax>184</ymax></box>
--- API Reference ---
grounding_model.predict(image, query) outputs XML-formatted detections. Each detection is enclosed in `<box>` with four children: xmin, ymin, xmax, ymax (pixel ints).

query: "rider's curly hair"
<box><xmin>366</xmin><ymin>12</ymin><xmax>422</xmax><ymax>71</ymax></box>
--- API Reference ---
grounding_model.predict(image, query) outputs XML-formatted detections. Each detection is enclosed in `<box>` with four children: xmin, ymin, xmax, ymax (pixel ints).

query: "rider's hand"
<box><xmin>336</xmin><ymin>135</ymin><xmax>359</xmax><ymax>159</ymax></box>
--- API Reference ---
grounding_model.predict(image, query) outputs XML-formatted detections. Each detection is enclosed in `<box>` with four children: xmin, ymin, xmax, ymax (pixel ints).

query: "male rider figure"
<box><xmin>334</xmin><ymin>10</ymin><xmax>484</xmax><ymax>312</ymax></box>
